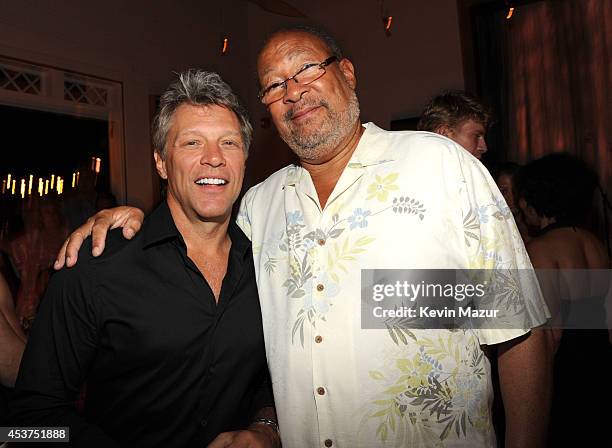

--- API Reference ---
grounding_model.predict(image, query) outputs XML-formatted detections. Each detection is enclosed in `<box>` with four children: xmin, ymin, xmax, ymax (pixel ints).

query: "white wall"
<box><xmin>0</xmin><ymin>0</ymin><xmax>464</xmax><ymax>209</ymax></box>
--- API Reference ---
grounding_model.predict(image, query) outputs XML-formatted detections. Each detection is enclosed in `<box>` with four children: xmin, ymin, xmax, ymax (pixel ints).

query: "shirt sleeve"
<box><xmin>10</xmin><ymin>263</ymin><xmax>119</xmax><ymax>447</ymax></box>
<box><xmin>455</xmin><ymin>153</ymin><xmax>550</xmax><ymax>345</ymax></box>
<box><xmin>249</xmin><ymin>365</ymin><xmax>275</xmax><ymax>418</ymax></box>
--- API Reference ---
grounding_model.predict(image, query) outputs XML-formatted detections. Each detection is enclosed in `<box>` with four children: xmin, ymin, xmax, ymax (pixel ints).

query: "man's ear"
<box><xmin>338</xmin><ymin>58</ymin><xmax>357</xmax><ymax>90</ymax></box>
<box><xmin>436</xmin><ymin>125</ymin><xmax>453</xmax><ymax>138</ymax></box>
<box><xmin>154</xmin><ymin>151</ymin><xmax>168</xmax><ymax>179</ymax></box>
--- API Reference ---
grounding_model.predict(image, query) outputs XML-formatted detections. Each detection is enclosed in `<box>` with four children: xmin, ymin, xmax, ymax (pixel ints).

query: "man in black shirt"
<box><xmin>11</xmin><ymin>70</ymin><xmax>278</xmax><ymax>448</ymax></box>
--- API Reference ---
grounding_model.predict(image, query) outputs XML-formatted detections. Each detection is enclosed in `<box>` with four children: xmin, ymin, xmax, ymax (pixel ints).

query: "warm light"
<box><xmin>95</xmin><ymin>158</ymin><xmax>101</xmax><ymax>174</ymax></box>
<box><xmin>72</xmin><ymin>172</ymin><xmax>76</xmax><ymax>188</ymax></box>
<box><xmin>51</xmin><ymin>174</ymin><xmax>55</xmax><ymax>189</ymax></box>
<box><xmin>506</xmin><ymin>7</ymin><xmax>515</xmax><ymax>19</ymax></box>
<box><xmin>385</xmin><ymin>16</ymin><xmax>393</xmax><ymax>31</ymax></box>
<box><xmin>222</xmin><ymin>38</ymin><xmax>229</xmax><ymax>55</ymax></box>
<box><xmin>91</xmin><ymin>156</ymin><xmax>96</xmax><ymax>171</ymax></box>
<box><xmin>28</xmin><ymin>175</ymin><xmax>33</xmax><ymax>195</ymax></box>
<box><xmin>20</xmin><ymin>179</ymin><xmax>25</xmax><ymax>199</ymax></box>
<box><xmin>57</xmin><ymin>178</ymin><xmax>64</xmax><ymax>195</ymax></box>
<box><xmin>45</xmin><ymin>179</ymin><xmax>49</xmax><ymax>195</ymax></box>
<box><xmin>7</xmin><ymin>173</ymin><xmax>11</xmax><ymax>187</ymax></box>
<box><xmin>38</xmin><ymin>178</ymin><xmax>43</xmax><ymax>196</ymax></box>
<box><xmin>1</xmin><ymin>180</ymin><xmax>5</xmax><ymax>194</ymax></box>
<box><xmin>11</xmin><ymin>179</ymin><xmax>16</xmax><ymax>195</ymax></box>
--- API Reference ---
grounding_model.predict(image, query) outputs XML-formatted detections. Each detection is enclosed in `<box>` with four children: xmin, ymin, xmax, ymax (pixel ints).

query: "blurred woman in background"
<box><xmin>515</xmin><ymin>152</ymin><xmax>610</xmax><ymax>446</ymax></box>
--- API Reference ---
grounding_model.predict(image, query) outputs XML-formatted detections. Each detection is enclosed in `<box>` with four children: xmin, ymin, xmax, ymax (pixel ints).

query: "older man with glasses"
<box><xmin>57</xmin><ymin>25</ymin><xmax>553</xmax><ymax>448</ymax></box>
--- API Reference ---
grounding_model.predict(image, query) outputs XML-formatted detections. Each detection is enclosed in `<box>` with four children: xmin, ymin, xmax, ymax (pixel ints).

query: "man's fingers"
<box><xmin>64</xmin><ymin>231</ymin><xmax>85</xmax><ymax>267</ymax></box>
<box><xmin>54</xmin><ymin>239</ymin><xmax>70</xmax><ymax>270</ymax></box>
<box><xmin>122</xmin><ymin>209</ymin><xmax>144</xmax><ymax>239</ymax></box>
<box><xmin>91</xmin><ymin>216</ymin><xmax>114</xmax><ymax>257</ymax></box>
<box><xmin>54</xmin><ymin>206</ymin><xmax>144</xmax><ymax>269</ymax></box>
<box><xmin>207</xmin><ymin>431</ymin><xmax>235</xmax><ymax>448</ymax></box>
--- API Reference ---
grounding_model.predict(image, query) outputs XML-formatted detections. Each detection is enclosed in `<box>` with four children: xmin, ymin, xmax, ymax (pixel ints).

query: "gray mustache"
<box><xmin>284</xmin><ymin>100</ymin><xmax>329</xmax><ymax>122</ymax></box>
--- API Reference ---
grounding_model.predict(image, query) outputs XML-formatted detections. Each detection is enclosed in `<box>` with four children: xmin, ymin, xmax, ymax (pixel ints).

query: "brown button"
<box><xmin>315</xmin><ymin>335</ymin><xmax>323</xmax><ymax>343</ymax></box>
<box><xmin>317</xmin><ymin>238</ymin><xmax>326</xmax><ymax>246</ymax></box>
<box><xmin>316</xmin><ymin>284</ymin><xmax>324</xmax><ymax>292</ymax></box>
<box><xmin>324</xmin><ymin>439</ymin><xmax>333</xmax><ymax>447</ymax></box>
<box><xmin>317</xmin><ymin>387</ymin><xmax>325</xmax><ymax>395</ymax></box>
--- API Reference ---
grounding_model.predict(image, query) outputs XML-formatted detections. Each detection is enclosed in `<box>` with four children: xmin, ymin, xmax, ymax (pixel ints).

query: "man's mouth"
<box><xmin>291</xmin><ymin>105</ymin><xmax>320</xmax><ymax>120</ymax></box>
<box><xmin>285</xmin><ymin>100</ymin><xmax>328</xmax><ymax>122</ymax></box>
<box><xmin>194</xmin><ymin>177</ymin><xmax>228</xmax><ymax>186</ymax></box>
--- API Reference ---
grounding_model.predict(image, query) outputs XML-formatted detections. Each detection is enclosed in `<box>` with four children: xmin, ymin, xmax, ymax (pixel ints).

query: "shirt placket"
<box><xmin>309</xmin><ymin>208</ymin><xmax>336</xmax><ymax>448</ymax></box>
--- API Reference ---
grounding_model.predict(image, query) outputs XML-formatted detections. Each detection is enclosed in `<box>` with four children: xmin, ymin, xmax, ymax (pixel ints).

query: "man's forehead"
<box><xmin>171</xmin><ymin>104</ymin><xmax>241</xmax><ymax>132</ymax></box>
<box><xmin>258</xmin><ymin>31</ymin><xmax>330</xmax><ymax>75</ymax></box>
<box><xmin>457</xmin><ymin>118</ymin><xmax>486</xmax><ymax>132</ymax></box>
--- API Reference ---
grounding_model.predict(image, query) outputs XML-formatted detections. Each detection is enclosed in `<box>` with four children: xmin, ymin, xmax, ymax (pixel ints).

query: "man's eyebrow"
<box><xmin>220</xmin><ymin>131</ymin><xmax>243</xmax><ymax>138</ymax></box>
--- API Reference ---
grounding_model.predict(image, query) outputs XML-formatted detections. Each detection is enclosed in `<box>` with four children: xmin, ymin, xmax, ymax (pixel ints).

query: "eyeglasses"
<box><xmin>258</xmin><ymin>56</ymin><xmax>338</xmax><ymax>105</ymax></box>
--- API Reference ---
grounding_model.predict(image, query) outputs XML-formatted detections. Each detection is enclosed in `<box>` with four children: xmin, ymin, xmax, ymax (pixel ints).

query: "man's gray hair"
<box><xmin>152</xmin><ymin>69</ymin><xmax>253</xmax><ymax>158</ymax></box>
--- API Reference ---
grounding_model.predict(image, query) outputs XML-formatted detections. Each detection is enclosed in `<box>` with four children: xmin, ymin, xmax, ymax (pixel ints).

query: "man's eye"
<box><xmin>266</xmin><ymin>81</ymin><xmax>284</xmax><ymax>92</ymax></box>
<box><xmin>299</xmin><ymin>63</ymin><xmax>317</xmax><ymax>72</ymax></box>
<box><xmin>185</xmin><ymin>140</ymin><xmax>199</xmax><ymax>146</ymax></box>
<box><xmin>222</xmin><ymin>140</ymin><xmax>237</xmax><ymax>146</ymax></box>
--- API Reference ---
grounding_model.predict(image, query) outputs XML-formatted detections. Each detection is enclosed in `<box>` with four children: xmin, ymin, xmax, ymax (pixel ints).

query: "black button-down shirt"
<box><xmin>11</xmin><ymin>202</ymin><xmax>273</xmax><ymax>447</ymax></box>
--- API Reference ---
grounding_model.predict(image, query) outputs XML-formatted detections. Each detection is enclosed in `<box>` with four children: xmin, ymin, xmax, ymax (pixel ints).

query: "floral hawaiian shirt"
<box><xmin>237</xmin><ymin>123</ymin><xmax>549</xmax><ymax>448</ymax></box>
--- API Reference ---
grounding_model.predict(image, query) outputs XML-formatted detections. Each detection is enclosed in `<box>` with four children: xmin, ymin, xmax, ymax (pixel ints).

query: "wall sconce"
<box><xmin>505</xmin><ymin>1</ymin><xmax>515</xmax><ymax>20</ymax></box>
<box><xmin>383</xmin><ymin>16</ymin><xmax>393</xmax><ymax>37</ymax></box>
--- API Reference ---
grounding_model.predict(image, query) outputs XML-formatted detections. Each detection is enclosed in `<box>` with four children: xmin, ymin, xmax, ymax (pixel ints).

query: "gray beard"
<box><xmin>280</xmin><ymin>90</ymin><xmax>360</xmax><ymax>163</ymax></box>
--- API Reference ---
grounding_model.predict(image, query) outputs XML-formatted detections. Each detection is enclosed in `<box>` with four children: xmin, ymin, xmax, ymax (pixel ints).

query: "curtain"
<box><xmin>507</xmin><ymin>0</ymin><xmax>611</xmax><ymax>194</ymax></box>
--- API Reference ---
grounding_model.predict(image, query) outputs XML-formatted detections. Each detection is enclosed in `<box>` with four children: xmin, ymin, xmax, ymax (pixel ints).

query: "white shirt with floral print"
<box><xmin>237</xmin><ymin>123</ymin><xmax>549</xmax><ymax>448</ymax></box>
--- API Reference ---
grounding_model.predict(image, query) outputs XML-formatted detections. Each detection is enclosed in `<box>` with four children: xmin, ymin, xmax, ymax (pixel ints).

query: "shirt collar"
<box><xmin>142</xmin><ymin>201</ymin><xmax>180</xmax><ymax>248</ymax></box>
<box><xmin>142</xmin><ymin>201</ymin><xmax>250</xmax><ymax>258</ymax></box>
<box><xmin>281</xmin><ymin>122</ymin><xmax>395</xmax><ymax>188</ymax></box>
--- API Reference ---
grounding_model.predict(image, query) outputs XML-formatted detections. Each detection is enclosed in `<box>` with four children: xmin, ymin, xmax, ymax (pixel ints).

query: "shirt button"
<box><xmin>317</xmin><ymin>387</ymin><xmax>326</xmax><ymax>395</ymax></box>
<box><xmin>324</xmin><ymin>439</ymin><xmax>333</xmax><ymax>447</ymax></box>
<box><xmin>315</xmin><ymin>335</ymin><xmax>323</xmax><ymax>343</ymax></box>
<box><xmin>200</xmin><ymin>419</ymin><xmax>208</xmax><ymax>427</ymax></box>
<box><xmin>317</xmin><ymin>238</ymin><xmax>326</xmax><ymax>246</ymax></box>
<box><xmin>316</xmin><ymin>284</ymin><xmax>324</xmax><ymax>292</ymax></box>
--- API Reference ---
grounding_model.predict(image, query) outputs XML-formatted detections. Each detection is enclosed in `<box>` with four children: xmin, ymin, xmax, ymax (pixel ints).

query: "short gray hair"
<box><xmin>152</xmin><ymin>69</ymin><xmax>253</xmax><ymax>158</ymax></box>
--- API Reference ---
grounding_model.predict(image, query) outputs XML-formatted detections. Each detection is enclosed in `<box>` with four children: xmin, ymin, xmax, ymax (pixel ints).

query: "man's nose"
<box><xmin>478</xmin><ymin>137</ymin><xmax>488</xmax><ymax>153</ymax></box>
<box><xmin>200</xmin><ymin>144</ymin><xmax>225</xmax><ymax>166</ymax></box>
<box><xmin>282</xmin><ymin>78</ymin><xmax>308</xmax><ymax>103</ymax></box>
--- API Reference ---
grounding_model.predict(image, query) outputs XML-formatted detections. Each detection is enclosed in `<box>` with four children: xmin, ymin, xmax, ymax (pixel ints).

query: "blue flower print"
<box><xmin>286</xmin><ymin>210</ymin><xmax>304</xmax><ymax>225</ymax></box>
<box><xmin>348</xmin><ymin>208</ymin><xmax>372</xmax><ymax>230</ymax></box>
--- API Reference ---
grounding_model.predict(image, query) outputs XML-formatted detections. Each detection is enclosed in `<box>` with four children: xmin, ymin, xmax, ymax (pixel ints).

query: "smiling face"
<box><xmin>155</xmin><ymin>104</ymin><xmax>246</xmax><ymax>224</ymax></box>
<box><xmin>257</xmin><ymin>31</ymin><xmax>360</xmax><ymax>164</ymax></box>
<box><xmin>443</xmin><ymin>119</ymin><xmax>488</xmax><ymax>159</ymax></box>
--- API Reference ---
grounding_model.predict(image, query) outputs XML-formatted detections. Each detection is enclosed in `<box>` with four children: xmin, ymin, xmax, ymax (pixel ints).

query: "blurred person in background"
<box><xmin>7</xmin><ymin>197</ymin><xmax>68</xmax><ymax>331</ymax></box>
<box><xmin>418</xmin><ymin>90</ymin><xmax>490</xmax><ymax>160</ymax></box>
<box><xmin>0</xmin><ymin>271</ymin><xmax>26</xmax><ymax>424</ymax></box>
<box><xmin>515</xmin><ymin>152</ymin><xmax>610</xmax><ymax>446</ymax></box>
<box><xmin>495</xmin><ymin>162</ymin><xmax>530</xmax><ymax>242</ymax></box>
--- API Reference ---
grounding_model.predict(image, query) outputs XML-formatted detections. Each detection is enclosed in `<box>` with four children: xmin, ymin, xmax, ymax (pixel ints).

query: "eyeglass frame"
<box><xmin>258</xmin><ymin>55</ymin><xmax>339</xmax><ymax>104</ymax></box>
